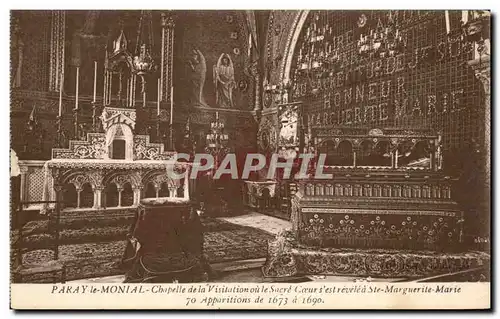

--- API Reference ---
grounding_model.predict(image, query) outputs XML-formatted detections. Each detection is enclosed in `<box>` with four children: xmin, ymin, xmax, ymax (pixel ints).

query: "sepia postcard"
<box><xmin>9</xmin><ymin>8</ymin><xmax>491</xmax><ymax>310</ymax></box>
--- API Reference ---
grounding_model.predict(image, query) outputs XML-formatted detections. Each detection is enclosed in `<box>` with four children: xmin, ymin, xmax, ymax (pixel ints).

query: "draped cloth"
<box><xmin>121</xmin><ymin>201</ymin><xmax>208</xmax><ymax>283</ymax></box>
<box><xmin>105</xmin><ymin>124</ymin><xmax>120</xmax><ymax>149</ymax></box>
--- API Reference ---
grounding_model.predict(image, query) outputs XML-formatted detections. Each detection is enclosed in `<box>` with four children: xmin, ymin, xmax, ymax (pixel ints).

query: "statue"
<box><xmin>186</xmin><ymin>49</ymin><xmax>207</xmax><ymax>106</ymax></box>
<box><xmin>213</xmin><ymin>53</ymin><xmax>236</xmax><ymax>108</ymax></box>
<box><xmin>81</xmin><ymin>11</ymin><xmax>100</xmax><ymax>36</ymax></box>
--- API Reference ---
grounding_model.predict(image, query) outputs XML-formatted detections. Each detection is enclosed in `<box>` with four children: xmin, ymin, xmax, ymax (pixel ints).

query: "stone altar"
<box><xmin>40</xmin><ymin>106</ymin><xmax>188</xmax><ymax>213</ymax></box>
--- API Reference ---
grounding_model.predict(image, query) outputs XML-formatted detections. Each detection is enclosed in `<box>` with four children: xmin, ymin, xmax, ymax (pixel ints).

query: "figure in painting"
<box><xmin>213</xmin><ymin>53</ymin><xmax>236</xmax><ymax>108</ymax></box>
<box><xmin>186</xmin><ymin>49</ymin><xmax>207</xmax><ymax>106</ymax></box>
<box><xmin>11</xmin><ymin>16</ymin><xmax>23</xmax><ymax>88</ymax></box>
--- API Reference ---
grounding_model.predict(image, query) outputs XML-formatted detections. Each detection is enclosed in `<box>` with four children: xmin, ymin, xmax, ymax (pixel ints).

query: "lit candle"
<box><xmin>75</xmin><ymin>67</ymin><xmax>79</xmax><ymax>110</ymax></box>
<box><xmin>170</xmin><ymin>86</ymin><xmax>174</xmax><ymax>125</ymax></box>
<box><xmin>462</xmin><ymin>10</ymin><xmax>469</xmax><ymax>25</ymax></box>
<box><xmin>216</xmin><ymin>111</ymin><xmax>219</xmax><ymax>120</ymax></box>
<box><xmin>445</xmin><ymin>11</ymin><xmax>450</xmax><ymax>34</ymax></box>
<box><xmin>157</xmin><ymin>78</ymin><xmax>161</xmax><ymax>116</ymax></box>
<box><xmin>58</xmin><ymin>73</ymin><xmax>64</xmax><ymax>117</ymax></box>
<box><xmin>92</xmin><ymin>61</ymin><xmax>97</xmax><ymax>103</ymax></box>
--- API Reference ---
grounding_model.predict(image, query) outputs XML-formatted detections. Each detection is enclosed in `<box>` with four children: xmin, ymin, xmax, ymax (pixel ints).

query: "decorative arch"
<box><xmin>63</xmin><ymin>183</ymin><xmax>78</xmax><ymax>208</ymax></box>
<box><xmin>80</xmin><ymin>183</ymin><xmax>94</xmax><ymax>208</ymax></box>
<box><xmin>105</xmin><ymin>183</ymin><xmax>119</xmax><ymax>207</ymax></box>
<box><xmin>144</xmin><ymin>182</ymin><xmax>156</xmax><ymax>198</ymax></box>
<box><xmin>102</xmin><ymin>171</ymin><xmax>141</xmax><ymax>190</ymax></box>
<box><xmin>317</xmin><ymin>138</ymin><xmax>354</xmax><ymax>150</ymax></box>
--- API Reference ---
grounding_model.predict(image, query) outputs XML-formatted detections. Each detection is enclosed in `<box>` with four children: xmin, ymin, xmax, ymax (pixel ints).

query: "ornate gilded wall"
<box><xmin>257</xmin><ymin>10</ymin><xmax>301</xmax><ymax>154</ymax></box>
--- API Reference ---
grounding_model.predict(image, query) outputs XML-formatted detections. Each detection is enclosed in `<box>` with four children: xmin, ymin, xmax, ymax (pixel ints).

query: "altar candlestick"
<box><xmin>92</xmin><ymin>61</ymin><xmax>97</xmax><ymax>102</ymax></box>
<box><xmin>445</xmin><ymin>11</ymin><xmax>450</xmax><ymax>34</ymax></box>
<box><xmin>216</xmin><ymin>111</ymin><xmax>219</xmax><ymax>120</ymax></box>
<box><xmin>157</xmin><ymin>78</ymin><xmax>161</xmax><ymax>116</ymax></box>
<box><xmin>58</xmin><ymin>73</ymin><xmax>64</xmax><ymax>117</ymax></box>
<box><xmin>75</xmin><ymin>67</ymin><xmax>80</xmax><ymax>110</ymax></box>
<box><xmin>170</xmin><ymin>86</ymin><xmax>174</xmax><ymax>125</ymax></box>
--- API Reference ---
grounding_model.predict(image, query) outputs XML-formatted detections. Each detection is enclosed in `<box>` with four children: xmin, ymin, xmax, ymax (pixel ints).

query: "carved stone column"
<box><xmin>53</xmin><ymin>183</ymin><xmax>64</xmax><ymax>259</ymax></box>
<box><xmin>76</xmin><ymin>189</ymin><xmax>82</xmax><ymax>208</ymax></box>
<box><xmin>160</xmin><ymin>13</ymin><xmax>175</xmax><ymax>103</ymax></box>
<box><xmin>49</xmin><ymin>10</ymin><xmax>65</xmax><ymax>92</ymax></box>
<box><xmin>117</xmin><ymin>186</ymin><xmax>123</xmax><ymax>207</ymax></box>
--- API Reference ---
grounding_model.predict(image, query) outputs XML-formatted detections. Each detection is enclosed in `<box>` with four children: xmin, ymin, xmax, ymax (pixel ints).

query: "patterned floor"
<box><xmin>218</xmin><ymin>211</ymin><xmax>291</xmax><ymax>235</ymax></box>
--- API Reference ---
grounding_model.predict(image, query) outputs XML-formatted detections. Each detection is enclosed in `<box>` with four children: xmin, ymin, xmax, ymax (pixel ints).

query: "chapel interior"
<box><xmin>10</xmin><ymin>10</ymin><xmax>491</xmax><ymax>283</ymax></box>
